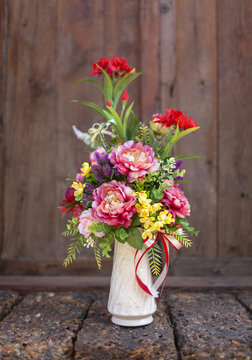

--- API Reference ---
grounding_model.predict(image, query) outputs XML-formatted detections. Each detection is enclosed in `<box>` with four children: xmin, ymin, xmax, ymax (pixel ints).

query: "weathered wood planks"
<box><xmin>0</xmin><ymin>0</ymin><xmax>251</xmax><ymax>274</ymax></box>
<box><xmin>218</xmin><ymin>0</ymin><xmax>252</xmax><ymax>256</ymax></box>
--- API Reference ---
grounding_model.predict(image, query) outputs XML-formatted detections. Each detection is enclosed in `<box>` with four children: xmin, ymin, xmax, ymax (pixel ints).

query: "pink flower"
<box><xmin>161</xmin><ymin>181</ymin><xmax>190</xmax><ymax>218</ymax></box>
<box><xmin>109</xmin><ymin>141</ymin><xmax>160</xmax><ymax>182</ymax></box>
<box><xmin>91</xmin><ymin>180</ymin><xmax>136</xmax><ymax>228</ymax></box>
<box><xmin>78</xmin><ymin>209</ymin><xmax>104</xmax><ymax>238</ymax></box>
<box><xmin>76</xmin><ymin>172</ymin><xmax>84</xmax><ymax>183</ymax></box>
<box><xmin>106</xmin><ymin>99</ymin><xmax>112</xmax><ymax>107</ymax></box>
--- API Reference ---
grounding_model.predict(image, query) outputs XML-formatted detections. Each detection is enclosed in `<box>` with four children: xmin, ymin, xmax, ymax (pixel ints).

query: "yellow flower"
<box><xmin>165</xmin><ymin>213</ymin><xmax>175</xmax><ymax>225</ymax></box>
<box><xmin>81</xmin><ymin>162</ymin><xmax>91</xmax><ymax>177</ymax></box>
<box><xmin>151</xmin><ymin>221</ymin><xmax>164</xmax><ymax>231</ymax></box>
<box><xmin>140</xmin><ymin>208</ymin><xmax>149</xmax><ymax>218</ymax></box>
<box><xmin>71</xmin><ymin>182</ymin><xmax>85</xmax><ymax>196</ymax></box>
<box><xmin>135</xmin><ymin>203</ymin><xmax>141</xmax><ymax>213</ymax></box>
<box><xmin>142</xmin><ymin>229</ymin><xmax>153</xmax><ymax>240</ymax></box>
<box><xmin>157</xmin><ymin>210</ymin><xmax>169</xmax><ymax>222</ymax></box>
<box><xmin>150</xmin><ymin>202</ymin><xmax>163</xmax><ymax>214</ymax></box>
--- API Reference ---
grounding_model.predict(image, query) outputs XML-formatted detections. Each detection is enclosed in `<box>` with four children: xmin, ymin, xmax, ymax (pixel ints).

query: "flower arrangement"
<box><xmin>60</xmin><ymin>55</ymin><xmax>200</xmax><ymax>296</ymax></box>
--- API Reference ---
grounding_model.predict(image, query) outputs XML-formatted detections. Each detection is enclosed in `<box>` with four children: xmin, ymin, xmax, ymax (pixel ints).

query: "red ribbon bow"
<box><xmin>134</xmin><ymin>231</ymin><xmax>183</xmax><ymax>300</ymax></box>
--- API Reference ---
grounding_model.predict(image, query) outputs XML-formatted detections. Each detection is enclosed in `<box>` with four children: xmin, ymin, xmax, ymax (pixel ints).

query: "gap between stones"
<box><xmin>71</xmin><ymin>297</ymin><xmax>95</xmax><ymax>360</ymax></box>
<box><xmin>165</xmin><ymin>300</ymin><xmax>182</xmax><ymax>360</ymax></box>
<box><xmin>0</xmin><ymin>293</ymin><xmax>23</xmax><ymax>323</ymax></box>
<box><xmin>235</xmin><ymin>295</ymin><xmax>252</xmax><ymax>319</ymax></box>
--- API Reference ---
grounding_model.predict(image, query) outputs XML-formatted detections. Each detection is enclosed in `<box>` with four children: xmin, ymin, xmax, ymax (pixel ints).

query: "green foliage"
<box><xmin>63</xmin><ymin>234</ymin><xmax>86</xmax><ymax>267</ymax></box>
<box><xmin>175</xmin><ymin>155</ymin><xmax>203</xmax><ymax>161</ymax></box>
<box><xmin>126</xmin><ymin>227</ymin><xmax>143</xmax><ymax>250</ymax></box>
<box><xmin>114</xmin><ymin>227</ymin><xmax>128</xmax><ymax>243</ymax></box>
<box><xmin>99</xmin><ymin>233</ymin><xmax>114</xmax><ymax>257</ymax></box>
<box><xmin>176</xmin><ymin>219</ymin><xmax>199</xmax><ymax>237</ymax></box>
<box><xmin>166</xmin><ymin>229</ymin><xmax>193</xmax><ymax>248</ymax></box>
<box><xmin>94</xmin><ymin>242</ymin><xmax>102</xmax><ymax>270</ymax></box>
<box><xmin>113</xmin><ymin>70</ymin><xmax>142</xmax><ymax>108</ymax></box>
<box><xmin>62</xmin><ymin>217</ymin><xmax>79</xmax><ymax>237</ymax></box>
<box><xmin>148</xmin><ymin>242</ymin><xmax>162</xmax><ymax>276</ymax></box>
<box><xmin>126</xmin><ymin>112</ymin><xmax>139</xmax><ymax>140</ymax></box>
<box><xmin>76</xmin><ymin>79</ymin><xmax>104</xmax><ymax>94</ymax></box>
<box><xmin>136</xmin><ymin>124</ymin><xmax>153</xmax><ymax>146</ymax></box>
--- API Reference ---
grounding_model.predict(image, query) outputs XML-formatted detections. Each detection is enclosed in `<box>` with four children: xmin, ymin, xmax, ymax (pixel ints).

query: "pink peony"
<box><xmin>78</xmin><ymin>209</ymin><xmax>104</xmax><ymax>238</ymax></box>
<box><xmin>91</xmin><ymin>180</ymin><xmax>136</xmax><ymax>228</ymax></box>
<box><xmin>109</xmin><ymin>141</ymin><xmax>160</xmax><ymax>182</ymax></box>
<box><xmin>161</xmin><ymin>181</ymin><xmax>190</xmax><ymax>218</ymax></box>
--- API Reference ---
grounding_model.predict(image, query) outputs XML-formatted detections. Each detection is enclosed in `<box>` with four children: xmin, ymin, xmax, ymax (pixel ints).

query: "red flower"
<box><xmin>91</xmin><ymin>57</ymin><xmax>112</xmax><ymax>77</ymax></box>
<box><xmin>122</xmin><ymin>91</ymin><xmax>129</xmax><ymax>102</ymax></box>
<box><xmin>91</xmin><ymin>56</ymin><xmax>134</xmax><ymax>77</ymax></box>
<box><xmin>60</xmin><ymin>187</ymin><xmax>75</xmax><ymax>214</ymax></box>
<box><xmin>73</xmin><ymin>204</ymin><xmax>84</xmax><ymax>217</ymax></box>
<box><xmin>106</xmin><ymin>99</ymin><xmax>112</xmax><ymax>107</ymax></box>
<box><xmin>110</xmin><ymin>56</ymin><xmax>133</xmax><ymax>75</ymax></box>
<box><xmin>153</xmin><ymin>108</ymin><xmax>198</xmax><ymax>130</ymax></box>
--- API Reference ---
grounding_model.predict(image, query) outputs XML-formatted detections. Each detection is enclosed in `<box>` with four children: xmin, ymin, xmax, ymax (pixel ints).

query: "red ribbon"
<box><xmin>135</xmin><ymin>231</ymin><xmax>183</xmax><ymax>299</ymax></box>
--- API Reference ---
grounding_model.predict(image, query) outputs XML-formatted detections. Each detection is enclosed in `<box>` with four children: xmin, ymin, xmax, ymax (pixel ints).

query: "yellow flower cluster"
<box><xmin>71</xmin><ymin>182</ymin><xmax>86</xmax><ymax>196</ymax></box>
<box><xmin>81</xmin><ymin>162</ymin><xmax>91</xmax><ymax>177</ymax></box>
<box><xmin>135</xmin><ymin>191</ymin><xmax>175</xmax><ymax>240</ymax></box>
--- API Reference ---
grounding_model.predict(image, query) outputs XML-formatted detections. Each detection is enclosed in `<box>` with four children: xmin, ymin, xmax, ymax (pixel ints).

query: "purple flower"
<box><xmin>174</xmin><ymin>160</ymin><xmax>184</xmax><ymax>172</ymax></box>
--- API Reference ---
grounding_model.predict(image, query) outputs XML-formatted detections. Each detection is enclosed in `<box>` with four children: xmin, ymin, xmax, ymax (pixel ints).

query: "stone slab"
<box><xmin>0</xmin><ymin>292</ymin><xmax>92</xmax><ymax>359</ymax></box>
<box><xmin>75</xmin><ymin>294</ymin><xmax>178</xmax><ymax>360</ymax></box>
<box><xmin>166</xmin><ymin>293</ymin><xmax>252</xmax><ymax>359</ymax></box>
<box><xmin>0</xmin><ymin>290</ymin><xmax>21</xmax><ymax>321</ymax></box>
<box><xmin>237</xmin><ymin>293</ymin><xmax>252</xmax><ymax>313</ymax></box>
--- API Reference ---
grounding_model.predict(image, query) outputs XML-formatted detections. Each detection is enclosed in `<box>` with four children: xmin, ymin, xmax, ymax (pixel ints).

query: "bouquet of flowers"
<box><xmin>60</xmin><ymin>56</ymin><xmax>200</xmax><ymax>297</ymax></box>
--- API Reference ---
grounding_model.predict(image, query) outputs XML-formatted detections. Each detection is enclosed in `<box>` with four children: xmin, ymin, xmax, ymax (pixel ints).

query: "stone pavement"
<box><xmin>0</xmin><ymin>289</ymin><xmax>251</xmax><ymax>359</ymax></box>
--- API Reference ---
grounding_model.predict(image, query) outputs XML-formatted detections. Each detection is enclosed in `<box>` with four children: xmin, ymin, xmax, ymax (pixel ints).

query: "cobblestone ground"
<box><xmin>0</xmin><ymin>289</ymin><xmax>251</xmax><ymax>359</ymax></box>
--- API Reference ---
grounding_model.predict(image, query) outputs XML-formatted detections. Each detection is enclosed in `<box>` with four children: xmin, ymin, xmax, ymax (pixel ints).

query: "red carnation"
<box><xmin>110</xmin><ymin>56</ymin><xmax>133</xmax><ymax>75</ymax></box>
<box><xmin>153</xmin><ymin>108</ymin><xmax>198</xmax><ymax>130</ymax></box>
<box><xmin>91</xmin><ymin>57</ymin><xmax>113</xmax><ymax>77</ymax></box>
<box><xmin>106</xmin><ymin>99</ymin><xmax>112</xmax><ymax>107</ymax></box>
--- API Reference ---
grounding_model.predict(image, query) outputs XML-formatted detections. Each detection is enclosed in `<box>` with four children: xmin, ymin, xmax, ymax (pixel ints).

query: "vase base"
<box><xmin>111</xmin><ymin>314</ymin><xmax>153</xmax><ymax>327</ymax></box>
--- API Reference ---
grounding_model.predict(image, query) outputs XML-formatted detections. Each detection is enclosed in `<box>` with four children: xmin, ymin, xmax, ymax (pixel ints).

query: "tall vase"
<box><xmin>107</xmin><ymin>239</ymin><xmax>157</xmax><ymax>327</ymax></box>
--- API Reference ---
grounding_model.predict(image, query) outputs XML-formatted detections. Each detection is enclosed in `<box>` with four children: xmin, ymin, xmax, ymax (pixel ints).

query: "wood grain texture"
<box><xmin>160</xmin><ymin>0</ymin><xmax>178</xmax><ymax>110</ymax></box>
<box><xmin>218</xmin><ymin>0</ymin><xmax>252</xmax><ymax>256</ymax></box>
<box><xmin>104</xmin><ymin>0</ymin><xmax>141</xmax><ymax>118</ymax></box>
<box><xmin>2</xmin><ymin>0</ymin><xmax>58</xmax><ymax>259</ymax></box>
<box><xmin>140</xmin><ymin>0</ymin><xmax>160</xmax><ymax>120</ymax></box>
<box><xmin>0</xmin><ymin>0</ymin><xmax>7</xmax><ymax>258</ymax></box>
<box><xmin>176</xmin><ymin>0</ymin><xmax>217</xmax><ymax>257</ymax></box>
<box><xmin>0</xmin><ymin>0</ymin><xmax>252</xmax><ymax>275</ymax></box>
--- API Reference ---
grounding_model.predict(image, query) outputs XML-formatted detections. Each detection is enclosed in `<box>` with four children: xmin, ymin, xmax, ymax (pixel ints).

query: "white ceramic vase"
<box><xmin>107</xmin><ymin>239</ymin><xmax>157</xmax><ymax>327</ymax></box>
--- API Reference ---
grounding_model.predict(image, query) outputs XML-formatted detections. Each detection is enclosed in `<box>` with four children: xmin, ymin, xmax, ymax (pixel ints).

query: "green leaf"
<box><xmin>106</xmin><ymin>106</ymin><xmax>124</xmax><ymax>138</ymax></box>
<box><xmin>100</xmin><ymin>68</ymin><xmax>113</xmax><ymax>102</ymax></box>
<box><xmin>175</xmin><ymin>155</ymin><xmax>203</xmax><ymax>161</ymax></box>
<box><xmin>130</xmin><ymin>213</ymin><xmax>141</xmax><ymax>227</ymax></box>
<box><xmin>126</xmin><ymin>227</ymin><xmax>143</xmax><ymax>250</ymax></box>
<box><xmin>123</xmin><ymin>101</ymin><xmax>134</xmax><ymax>137</ymax></box>
<box><xmin>76</xmin><ymin>79</ymin><xmax>104</xmax><ymax>94</ymax></box>
<box><xmin>72</xmin><ymin>100</ymin><xmax>107</xmax><ymax>119</ymax></box>
<box><xmin>174</xmin><ymin>126</ymin><xmax>200</xmax><ymax>143</ymax></box>
<box><xmin>126</xmin><ymin>112</ymin><xmax>139</xmax><ymax>140</ymax></box>
<box><xmin>113</xmin><ymin>71</ymin><xmax>142</xmax><ymax>108</ymax></box>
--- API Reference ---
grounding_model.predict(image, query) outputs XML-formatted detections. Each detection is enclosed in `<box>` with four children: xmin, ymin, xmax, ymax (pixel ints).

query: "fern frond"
<box><xmin>148</xmin><ymin>242</ymin><xmax>162</xmax><ymax>276</ymax></box>
<box><xmin>63</xmin><ymin>235</ymin><xmax>85</xmax><ymax>267</ymax></box>
<box><xmin>94</xmin><ymin>242</ymin><xmax>102</xmax><ymax>270</ymax></box>
<box><xmin>167</xmin><ymin>230</ymin><xmax>193</xmax><ymax>248</ymax></box>
<box><xmin>136</xmin><ymin>124</ymin><xmax>152</xmax><ymax>146</ymax></box>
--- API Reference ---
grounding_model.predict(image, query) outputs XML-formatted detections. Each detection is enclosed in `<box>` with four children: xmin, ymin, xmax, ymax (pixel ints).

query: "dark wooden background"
<box><xmin>0</xmin><ymin>0</ymin><xmax>251</xmax><ymax>276</ymax></box>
